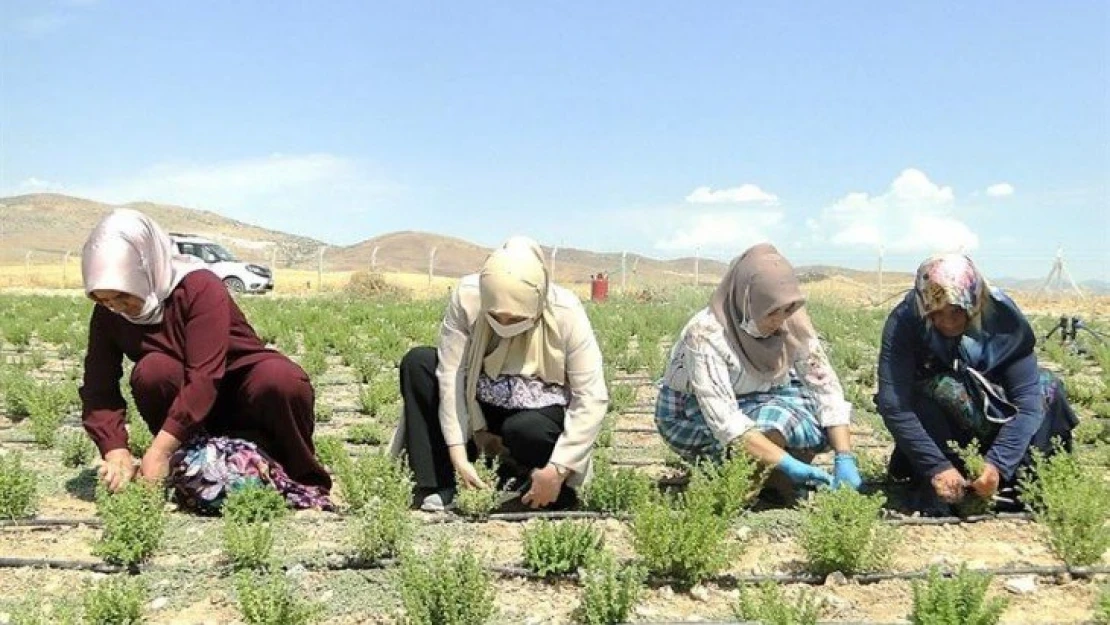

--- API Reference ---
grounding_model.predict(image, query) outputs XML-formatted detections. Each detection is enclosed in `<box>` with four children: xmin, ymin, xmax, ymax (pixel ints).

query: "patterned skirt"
<box><xmin>655</xmin><ymin>380</ymin><xmax>827</xmax><ymax>463</ymax></box>
<box><xmin>169</xmin><ymin>436</ymin><xmax>334</xmax><ymax>515</ymax></box>
<box><xmin>917</xmin><ymin>369</ymin><xmax>1066</xmax><ymax>438</ymax></box>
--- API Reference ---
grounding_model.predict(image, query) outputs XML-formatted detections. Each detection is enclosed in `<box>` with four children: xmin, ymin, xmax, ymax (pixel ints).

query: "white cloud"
<box><xmin>15</xmin><ymin>13</ymin><xmax>71</xmax><ymax>37</ymax></box>
<box><xmin>986</xmin><ymin>182</ymin><xmax>1015</xmax><ymax>197</ymax></box>
<box><xmin>685</xmin><ymin>184</ymin><xmax>779</xmax><ymax>205</ymax></box>
<box><xmin>3</xmin><ymin>154</ymin><xmax>400</xmax><ymax>243</ymax></box>
<box><xmin>654</xmin><ymin>208</ymin><xmax>785</xmax><ymax>252</ymax></box>
<box><xmin>807</xmin><ymin>168</ymin><xmax>978</xmax><ymax>254</ymax></box>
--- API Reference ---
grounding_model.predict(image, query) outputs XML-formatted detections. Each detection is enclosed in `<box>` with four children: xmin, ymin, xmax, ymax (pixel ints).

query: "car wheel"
<box><xmin>224</xmin><ymin>277</ymin><xmax>246</xmax><ymax>294</ymax></box>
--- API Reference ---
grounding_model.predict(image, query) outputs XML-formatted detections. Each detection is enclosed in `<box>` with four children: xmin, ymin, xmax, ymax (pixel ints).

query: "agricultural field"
<box><xmin>0</xmin><ymin>287</ymin><xmax>1108</xmax><ymax>624</ymax></box>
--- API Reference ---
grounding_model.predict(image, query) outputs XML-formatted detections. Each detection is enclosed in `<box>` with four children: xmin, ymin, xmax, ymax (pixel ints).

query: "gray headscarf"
<box><xmin>709</xmin><ymin>243</ymin><xmax>815</xmax><ymax>381</ymax></box>
<box><xmin>81</xmin><ymin>209</ymin><xmax>206</xmax><ymax>325</ymax></box>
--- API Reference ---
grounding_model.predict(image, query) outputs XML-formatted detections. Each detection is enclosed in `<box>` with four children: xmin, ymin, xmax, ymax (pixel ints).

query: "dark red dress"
<box><xmin>80</xmin><ymin>270</ymin><xmax>330</xmax><ymax>490</ymax></box>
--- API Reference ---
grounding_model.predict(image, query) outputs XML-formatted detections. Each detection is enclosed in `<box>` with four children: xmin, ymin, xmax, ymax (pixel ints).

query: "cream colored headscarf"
<box><xmin>81</xmin><ymin>209</ymin><xmax>206</xmax><ymax>325</ymax></box>
<box><xmin>463</xmin><ymin>236</ymin><xmax>565</xmax><ymax>427</ymax></box>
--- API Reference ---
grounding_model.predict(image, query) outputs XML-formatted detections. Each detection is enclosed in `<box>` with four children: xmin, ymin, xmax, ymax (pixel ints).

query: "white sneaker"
<box><xmin>420</xmin><ymin>489</ymin><xmax>456</xmax><ymax>512</ymax></box>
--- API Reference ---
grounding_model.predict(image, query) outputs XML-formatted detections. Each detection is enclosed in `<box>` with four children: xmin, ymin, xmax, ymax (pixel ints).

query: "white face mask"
<box><xmin>488</xmin><ymin>314</ymin><xmax>535</xmax><ymax>338</ymax></box>
<box><xmin>740</xmin><ymin>316</ymin><xmax>773</xmax><ymax>339</ymax></box>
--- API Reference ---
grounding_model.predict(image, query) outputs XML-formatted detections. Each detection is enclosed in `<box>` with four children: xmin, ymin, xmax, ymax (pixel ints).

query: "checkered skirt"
<box><xmin>655</xmin><ymin>380</ymin><xmax>827</xmax><ymax>463</ymax></box>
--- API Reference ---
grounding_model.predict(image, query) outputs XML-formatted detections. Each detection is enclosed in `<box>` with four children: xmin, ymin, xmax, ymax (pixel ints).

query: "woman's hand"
<box><xmin>98</xmin><ymin>449</ymin><xmax>137</xmax><ymax>493</ymax></box>
<box><xmin>832</xmin><ymin>452</ymin><xmax>864</xmax><ymax>491</ymax></box>
<box><xmin>970</xmin><ymin>463</ymin><xmax>1001</xmax><ymax>498</ymax></box>
<box><xmin>931</xmin><ymin>467</ymin><xmax>968</xmax><ymax>503</ymax></box>
<box><xmin>522</xmin><ymin>463</ymin><xmax>566</xmax><ymax>509</ymax></box>
<box><xmin>448</xmin><ymin>444</ymin><xmax>489</xmax><ymax>490</ymax></box>
<box><xmin>776</xmin><ymin>454</ymin><xmax>834</xmax><ymax>486</ymax></box>
<box><xmin>138</xmin><ymin>431</ymin><xmax>181</xmax><ymax>485</ymax></box>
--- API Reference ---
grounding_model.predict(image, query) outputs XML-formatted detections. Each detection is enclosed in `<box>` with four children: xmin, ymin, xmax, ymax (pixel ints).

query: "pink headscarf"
<box><xmin>81</xmin><ymin>209</ymin><xmax>206</xmax><ymax>325</ymax></box>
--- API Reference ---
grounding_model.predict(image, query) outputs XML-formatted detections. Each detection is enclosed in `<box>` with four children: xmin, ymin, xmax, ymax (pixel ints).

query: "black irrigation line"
<box><xmin>0</xmin><ymin>509</ymin><xmax>1036</xmax><ymax>531</ymax></box>
<box><xmin>3</xmin><ymin>554</ymin><xmax>1105</xmax><ymax>588</ymax></box>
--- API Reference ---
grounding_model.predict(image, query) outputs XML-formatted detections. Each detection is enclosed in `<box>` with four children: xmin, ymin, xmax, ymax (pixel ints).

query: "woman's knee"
<box><xmin>501</xmin><ymin>411</ymin><xmax>560</xmax><ymax>449</ymax></box>
<box><xmin>400</xmin><ymin>346</ymin><xmax>437</xmax><ymax>378</ymax></box>
<box><xmin>246</xmin><ymin>358</ymin><xmax>313</xmax><ymax>403</ymax></box>
<box><xmin>130</xmin><ymin>352</ymin><xmax>184</xmax><ymax>396</ymax></box>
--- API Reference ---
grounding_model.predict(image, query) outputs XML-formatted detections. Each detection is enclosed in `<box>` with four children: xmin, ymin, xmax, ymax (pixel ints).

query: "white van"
<box><xmin>168</xmin><ymin>233</ymin><xmax>274</xmax><ymax>294</ymax></box>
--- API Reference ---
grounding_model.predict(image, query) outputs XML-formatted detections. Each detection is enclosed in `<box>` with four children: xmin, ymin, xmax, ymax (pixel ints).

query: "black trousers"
<box><xmin>400</xmin><ymin>346</ymin><xmax>566</xmax><ymax>490</ymax></box>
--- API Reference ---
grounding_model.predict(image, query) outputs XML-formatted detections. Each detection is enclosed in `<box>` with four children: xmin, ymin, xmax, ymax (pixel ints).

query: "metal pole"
<box><xmin>620</xmin><ymin>251</ymin><xmax>627</xmax><ymax>292</ymax></box>
<box><xmin>694</xmin><ymin>247</ymin><xmax>700</xmax><ymax>286</ymax></box>
<box><xmin>877</xmin><ymin>245</ymin><xmax>884</xmax><ymax>304</ymax></box>
<box><xmin>428</xmin><ymin>247</ymin><xmax>438</xmax><ymax>285</ymax></box>
<box><xmin>24</xmin><ymin>250</ymin><xmax>31</xmax><ymax>280</ymax></box>
<box><xmin>317</xmin><ymin>247</ymin><xmax>325</xmax><ymax>290</ymax></box>
<box><xmin>370</xmin><ymin>246</ymin><xmax>379</xmax><ymax>271</ymax></box>
<box><xmin>550</xmin><ymin>246</ymin><xmax>558</xmax><ymax>282</ymax></box>
<box><xmin>62</xmin><ymin>251</ymin><xmax>70</xmax><ymax>289</ymax></box>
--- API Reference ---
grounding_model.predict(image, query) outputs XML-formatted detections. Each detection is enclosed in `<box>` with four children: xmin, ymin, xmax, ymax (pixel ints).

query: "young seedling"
<box><xmin>686</xmin><ymin>450</ymin><xmax>765</xmax><ymax>519</ymax></box>
<box><xmin>235</xmin><ymin>570</ymin><xmax>320</xmax><ymax>625</ymax></box>
<box><xmin>397</xmin><ymin>541</ymin><xmax>496</xmax><ymax>625</ymax></box>
<box><xmin>351</xmin><ymin>497</ymin><xmax>413</xmax><ymax>562</ymax></box>
<box><xmin>909</xmin><ymin>566</ymin><xmax>1008</xmax><ymax>625</ymax></box>
<box><xmin>9</xmin><ymin>597</ymin><xmax>79</xmax><ymax>625</ymax></box>
<box><xmin>1096</xmin><ymin>584</ymin><xmax>1110</xmax><ymax>625</ymax></box>
<box><xmin>93</xmin><ymin>481</ymin><xmax>167</xmax><ymax>567</ymax></box>
<box><xmin>334</xmin><ymin>450</ymin><xmax>413</xmax><ymax>514</ymax></box>
<box><xmin>798</xmin><ymin>487</ymin><xmax>896</xmax><ymax>576</ymax></box>
<box><xmin>59</xmin><ymin>430</ymin><xmax>96</xmax><ymax>468</ymax></box>
<box><xmin>221</xmin><ymin>483</ymin><xmax>289</xmax><ymax>570</ymax></box>
<box><xmin>522</xmin><ymin>520</ymin><xmax>604</xmax><ymax>577</ymax></box>
<box><xmin>947</xmin><ymin>439</ymin><xmax>993</xmax><ymax>516</ymax></box>
<box><xmin>82</xmin><ymin>576</ymin><xmax>147</xmax><ymax>625</ymax></box>
<box><xmin>733</xmin><ymin>581</ymin><xmax>823</xmax><ymax>625</ymax></box>
<box><xmin>581</xmin><ymin>454</ymin><xmax>653</xmax><ymax>514</ymax></box>
<box><xmin>1019</xmin><ymin>445</ymin><xmax>1110</xmax><ymax>567</ymax></box>
<box><xmin>454</xmin><ymin>455</ymin><xmax>503</xmax><ymax>519</ymax></box>
<box><xmin>0</xmin><ymin>451</ymin><xmax>38</xmax><ymax>519</ymax></box>
<box><xmin>313</xmin><ymin>435</ymin><xmax>348</xmax><ymax>471</ymax></box>
<box><xmin>574</xmin><ymin>549</ymin><xmax>646</xmax><ymax>625</ymax></box>
<box><xmin>347</xmin><ymin>421</ymin><xmax>389</xmax><ymax>446</ymax></box>
<box><xmin>631</xmin><ymin>488</ymin><xmax>734</xmax><ymax>587</ymax></box>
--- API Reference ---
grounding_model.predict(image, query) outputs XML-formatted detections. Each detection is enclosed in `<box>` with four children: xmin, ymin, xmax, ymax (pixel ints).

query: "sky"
<box><xmin>2</xmin><ymin>1</ymin><xmax>1108</xmax><ymax>280</ymax></box>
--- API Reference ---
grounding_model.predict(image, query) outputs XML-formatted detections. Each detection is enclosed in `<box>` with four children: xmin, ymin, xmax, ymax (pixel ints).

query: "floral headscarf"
<box><xmin>913</xmin><ymin>254</ymin><xmax>987</xmax><ymax>319</ymax></box>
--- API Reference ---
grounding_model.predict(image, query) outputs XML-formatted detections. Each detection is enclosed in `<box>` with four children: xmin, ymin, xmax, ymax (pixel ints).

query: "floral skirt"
<box><xmin>169</xmin><ymin>436</ymin><xmax>334</xmax><ymax>515</ymax></box>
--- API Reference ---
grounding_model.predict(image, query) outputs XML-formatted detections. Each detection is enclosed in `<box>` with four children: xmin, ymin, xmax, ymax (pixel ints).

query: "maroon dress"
<box><xmin>80</xmin><ymin>270</ymin><xmax>331</xmax><ymax>491</ymax></box>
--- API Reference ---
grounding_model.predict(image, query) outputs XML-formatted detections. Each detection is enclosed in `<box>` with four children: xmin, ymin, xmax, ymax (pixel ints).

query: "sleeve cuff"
<box><xmin>715</xmin><ymin>415</ymin><xmax>756</xmax><ymax>448</ymax></box>
<box><xmin>818</xmin><ymin>398</ymin><xmax>853</xmax><ymax>428</ymax></box>
<box><xmin>94</xmin><ymin>437</ymin><xmax>129</xmax><ymax>458</ymax></box>
<box><xmin>160</xmin><ymin>416</ymin><xmax>195</xmax><ymax>443</ymax></box>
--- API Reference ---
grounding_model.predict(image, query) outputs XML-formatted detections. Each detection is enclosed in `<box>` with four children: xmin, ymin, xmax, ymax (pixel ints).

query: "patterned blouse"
<box><xmin>476</xmin><ymin>372</ymin><xmax>570</xmax><ymax>410</ymax></box>
<box><xmin>660</xmin><ymin>308</ymin><xmax>852</xmax><ymax>446</ymax></box>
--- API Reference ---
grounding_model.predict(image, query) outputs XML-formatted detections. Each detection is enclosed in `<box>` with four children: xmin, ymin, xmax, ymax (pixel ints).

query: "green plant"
<box><xmin>594</xmin><ymin>415</ymin><xmax>614</xmax><ymax>448</ymax></box>
<box><xmin>522</xmin><ymin>520</ymin><xmax>603</xmax><ymax>577</ymax></box>
<box><xmin>26</xmin><ymin>383</ymin><xmax>74</xmax><ymax>448</ymax></box>
<box><xmin>347</xmin><ymin>421</ymin><xmax>389</xmax><ymax>445</ymax></box>
<box><xmin>733</xmin><ymin>581</ymin><xmax>823</xmax><ymax>625</ymax></box>
<box><xmin>334</xmin><ymin>451</ymin><xmax>413</xmax><ymax>513</ymax></box>
<box><xmin>221</xmin><ymin>483</ymin><xmax>288</xmax><ymax>570</ymax></box>
<box><xmin>351</xmin><ymin>497</ymin><xmax>413</xmax><ymax>561</ymax></box>
<box><xmin>9</xmin><ymin>597</ymin><xmax>79</xmax><ymax>625</ymax></box>
<box><xmin>127</xmin><ymin>421</ymin><xmax>153</xmax><ymax>457</ymax></box>
<box><xmin>798</xmin><ymin>488</ymin><xmax>895</xmax><ymax>576</ymax></box>
<box><xmin>0</xmin><ymin>452</ymin><xmax>37</xmax><ymax>519</ymax></box>
<box><xmin>59</xmin><ymin>430</ymin><xmax>96</xmax><ymax>468</ymax></box>
<box><xmin>313</xmin><ymin>435</ymin><xmax>347</xmax><ymax>470</ymax></box>
<box><xmin>581</xmin><ymin>454</ymin><xmax>653</xmax><ymax>514</ymax></box>
<box><xmin>314</xmin><ymin>402</ymin><xmax>334</xmax><ymax>424</ymax></box>
<box><xmin>1074</xmin><ymin>418</ymin><xmax>1110</xmax><ymax>445</ymax></box>
<box><xmin>909</xmin><ymin>566</ymin><xmax>1008</xmax><ymax>625</ymax></box>
<box><xmin>93</xmin><ymin>481</ymin><xmax>167</xmax><ymax>566</ymax></box>
<box><xmin>686</xmin><ymin>451</ymin><xmax>765</xmax><ymax>518</ymax></box>
<box><xmin>631</xmin><ymin>489</ymin><xmax>733</xmax><ymax>587</ymax></box>
<box><xmin>397</xmin><ymin>542</ymin><xmax>496</xmax><ymax>625</ymax></box>
<box><xmin>82</xmin><ymin>576</ymin><xmax>147</xmax><ymax>625</ymax></box>
<box><xmin>1019</xmin><ymin>446</ymin><xmax>1110</xmax><ymax>566</ymax></box>
<box><xmin>574</xmin><ymin>549</ymin><xmax>645</xmax><ymax>625</ymax></box>
<box><xmin>607</xmin><ymin>383</ymin><xmax>636</xmax><ymax>414</ymax></box>
<box><xmin>235</xmin><ymin>570</ymin><xmax>320</xmax><ymax>625</ymax></box>
<box><xmin>2</xmin><ymin>373</ymin><xmax>34</xmax><ymax>418</ymax></box>
<box><xmin>947</xmin><ymin>440</ymin><xmax>992</xmax><ymax>516</ymax></box>
<box><xmin>856</xmin><ymin>450</ymin><xmax>887</xmax><ymax>483</ymax></box>
<box><xmin>454</xmin><ymin>456</ymin><xmax>502</xmax><ymax>519</ymax></box>
<box><xmin>1096</xmin><ymin>584</ymin><xmax>1110</xmax><ymax>624</ymax></box>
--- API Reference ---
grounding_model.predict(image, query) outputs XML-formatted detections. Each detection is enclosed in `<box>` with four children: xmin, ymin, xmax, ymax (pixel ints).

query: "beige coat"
<box><xmin>391</xmin><ymin>274</ymin><xmax>608</xmax><ymax>487</ymax></box>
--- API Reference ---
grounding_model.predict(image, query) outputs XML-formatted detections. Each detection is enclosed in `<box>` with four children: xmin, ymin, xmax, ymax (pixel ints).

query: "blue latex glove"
<box><xmin>776</xmin><ymin>454</ymin><xmax>833</xmax><ymax>486</ymax></box>
<box><xmin>832</xmin><ymin>452</ymin><xmax>863</xmax><ymax>491</ymax></box>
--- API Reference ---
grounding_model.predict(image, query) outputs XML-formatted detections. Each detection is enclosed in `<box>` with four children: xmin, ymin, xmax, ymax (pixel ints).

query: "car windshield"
<box><xmin>205</xmin><ymin>244</ymin><xmax>237</xmax><ymax>262</ymax></box>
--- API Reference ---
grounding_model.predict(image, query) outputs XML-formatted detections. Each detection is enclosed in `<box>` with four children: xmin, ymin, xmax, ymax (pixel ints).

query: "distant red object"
<box><xmin>590</xmin><ymin>273</ymin><xmax>609</xmax><ymax>302</ymax></box>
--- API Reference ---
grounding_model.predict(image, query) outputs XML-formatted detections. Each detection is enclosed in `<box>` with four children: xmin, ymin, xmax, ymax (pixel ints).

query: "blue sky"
<box><xmin>3</xmin><ymin>1</ymin><xmax>1108</xmax><ymax>280</ymax></box>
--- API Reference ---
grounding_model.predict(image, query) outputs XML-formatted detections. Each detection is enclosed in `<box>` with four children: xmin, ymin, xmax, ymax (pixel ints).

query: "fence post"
<box><xmin>428</xmin><ymin>247</ymin><xmax>438</xmax><ymax>285</ymax></box>
<box><xmin>62</xmin><ymin>251</ymin><xmax>71</xmax><ymax>289</ymax></box>
<box><xmin>317</xmin><ymin>247</ymin><xmax>325</xmax><ymax>291</ymax></box>
<box><xmin>24</xmin><ymin>250</ymin><xmax>32</xmax><ymax>281</ymax></box>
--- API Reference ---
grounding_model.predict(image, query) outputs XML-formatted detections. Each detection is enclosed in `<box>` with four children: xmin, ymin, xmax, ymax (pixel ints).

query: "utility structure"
<box><xmin>1039</xmin><ymin>247</ymin><xmax>1085</xmax><ymax>299</ymax></box>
